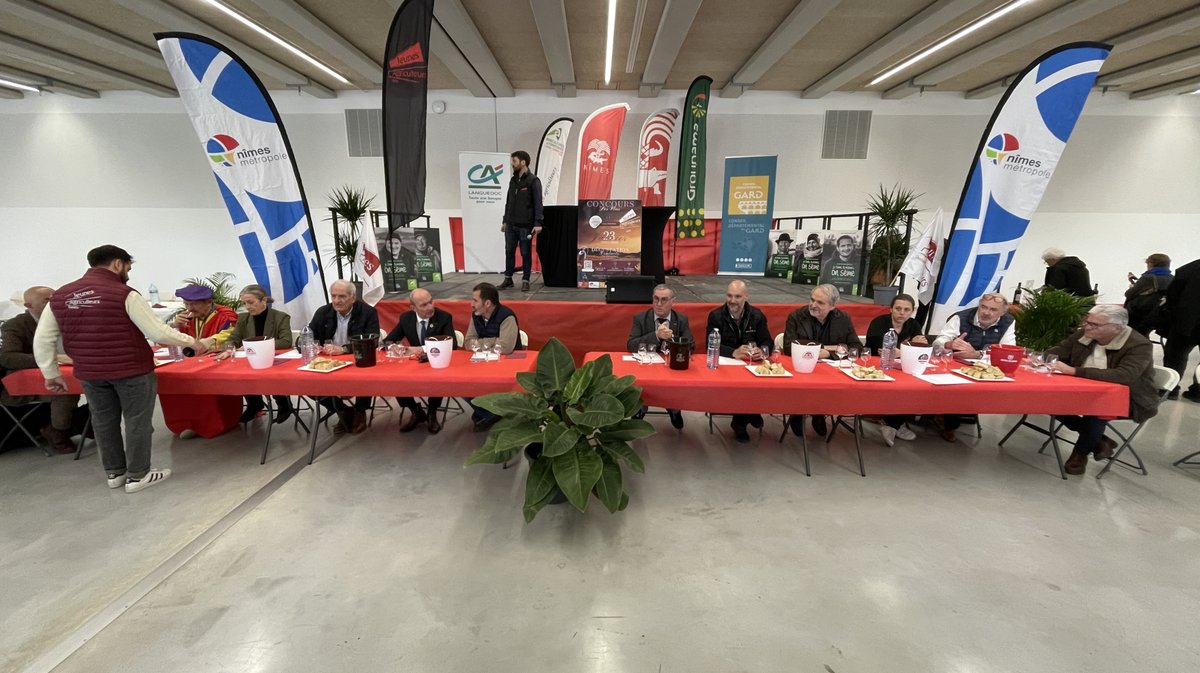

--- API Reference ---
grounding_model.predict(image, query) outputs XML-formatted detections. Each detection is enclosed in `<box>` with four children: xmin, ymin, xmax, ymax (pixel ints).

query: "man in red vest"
<box><xmin>34</xmin><ymin>245</ymin><xmax>201</xmax><ymax>493</ymax></box>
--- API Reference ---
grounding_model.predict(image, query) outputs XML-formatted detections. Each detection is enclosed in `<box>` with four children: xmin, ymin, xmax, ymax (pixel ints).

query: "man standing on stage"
<box><xmin>499</xmin><ymin>150</ymin><xmax>544</xmax><ymax>293</ymax></box>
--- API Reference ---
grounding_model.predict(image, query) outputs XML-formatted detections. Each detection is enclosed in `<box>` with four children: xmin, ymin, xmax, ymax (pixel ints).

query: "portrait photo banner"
<box><xmin>718</xmin><ymin>155</ymin><xmax>777</xmax><ymax>275</ymax></box>
<box><xmin>458</xmin><ymin>151</ymin><xmax>510</xmax><ymax>273</ymax></box>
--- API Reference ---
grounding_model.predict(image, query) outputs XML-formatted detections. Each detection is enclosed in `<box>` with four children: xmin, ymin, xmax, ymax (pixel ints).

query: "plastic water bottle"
<box><xmin>706</xmin><ymin>328</ymin><xmax>720</xmax><ymax>370</ymax></box>
<box><xmin>147</xmin><ymin>284</ymin><xmax>160</xmax><ymax>304</ymax></box>
<box><xmin>168</xmin><ymin>345</ymin><xmax>184</xmax><ymax>361</ymax></box>
<box><xmin>299</xmin><ymin>326</ymin><xmax>317</xmax><ymax>364</ymax></box>
<box><xmin>880</xmin><ymin>328</ymin><xmax>898</xmax><ymax>370</ymax></box>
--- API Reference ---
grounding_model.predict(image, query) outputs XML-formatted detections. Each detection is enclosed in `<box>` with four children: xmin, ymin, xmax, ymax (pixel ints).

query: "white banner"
<box><xmin>535</xmin><ymin>118</ymin><xmax>572</xmax><ymax>206</ymax></box>
<box><xmin>458</xmin><ymin>151</ymin><xmax>510</xmax><ymax>272</ymax></box>
<box><xmin>898</xmin><ymin>207</ymin><xmax>947</xmax><ymax>305</ymax></box>
<box><xmin>636</xmin><ymin>108</ymin><xmax>678</xmax><ymax>206</ymax></box>
<box><xmin>353</xmin><ymin>230</ymin><xmax>385</xmax><ymax>306</ymax></box>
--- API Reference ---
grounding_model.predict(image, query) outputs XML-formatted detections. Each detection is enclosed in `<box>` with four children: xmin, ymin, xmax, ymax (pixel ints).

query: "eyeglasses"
<box><xmin>1082</xmin><ymin>320</ymin><xmax>1113</xmax><ymax>329</ymax></box>
<box><xmin>652</xmin><ymin>296</ymin><xmax>674</xmax><ymax>303</ymax></box>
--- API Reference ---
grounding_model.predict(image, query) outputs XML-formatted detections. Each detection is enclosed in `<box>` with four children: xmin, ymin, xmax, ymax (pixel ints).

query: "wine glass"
<box><xmin>222</xmin><ymin>340</ymin><xmax>237</xmax><ymax>362</ymax></box>
<box><xmin>836</xmin><ymin>343</ymin><xmax>848</xmax><ymax>362</ymax></box>
<box><xmin>491</xmin><ymin>340</ymin><xmax>503</xmax><ymax>360</ymax></box>
<box><xmin>846</xmin><ymin>347</ymin><xmax>859</xmax><ymax>369</ymax></box>
<box><xmin>658</xmin><ymin>339</ymin><xmax>670</xmax><ymax>361</ymax></box>
<box><xmin>1043</xmin><ymin>353</ymin><xmax>1059</xmax><ymax>375</ymax></box>
<box><xmin>746</xmin><ymin>340</ymin><xmax>760</xmax><ymax>362</ymax></box>
<box><xmin>637</xmin><ymin>343</ymin><xmax>648</xmax><ymax>364</ymax></box>
<box><xmin>468</xmin><ymin>338</ymin><xmax>480</xmax><ymax>362</ymax></box>
<box><xmin>1026</xmin><ymin>350</ymin><xmax>1044</xmax><ymax>373</ymax></box>
<box><xmin>387</xmin><ymin>342</ymin><xmax>405</xmax><ymax>361</ymax></box>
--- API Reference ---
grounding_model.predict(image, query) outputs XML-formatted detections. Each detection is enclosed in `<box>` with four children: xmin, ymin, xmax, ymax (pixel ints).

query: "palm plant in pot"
<box><xmin>465</xmin><ymin>338</ymin><xmax>655</xmax><ymax>522</ymax></box>
<box><xmin>1015</xmin><ymin>286</ymin><xmax>1095</xmax><ymax>351</ymax></box>
<box><xmin>866</xmin><ymin>183</ymin><xmax>921</xmax><ymax>303</ymax></box>
<box><xmin>327</xmin><ymin>185</ymin><xmax>375</xmax><ymax>283</ymax></box>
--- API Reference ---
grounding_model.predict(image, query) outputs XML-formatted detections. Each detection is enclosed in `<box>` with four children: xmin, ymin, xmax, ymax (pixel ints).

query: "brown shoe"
<box><xmin>1064</xmin><ymin>451</ymin><xmax>1089</xmax><ymax>475</ymax></box>
<box><xmin>41</xmin><ymin>426</ymin><xmax>75</xmax><ymax>454</ymax></box>
<box><xmin>940</xmin><ymin>429</ymin><xmax>957</xmax><ymax>443</ymax></box>
<box><xmin>332</xmin><ymin>410</ymin><xmax>351</xmax><ymax>435</ymax></box>
<box><xmin>1093</xmin><ymin>436</ymin><xmax>1118</xmax><ymax>461</ymax></box>
<box><xmin>427</xmin><ymin>414</ymin><xmax>442</xmax><ymax>435</ymax></box>
<box><xmin>351</xmin><ymin>410</ymin><xmax>368</xmax><ymax>434</ymax></box>
<box><xmin>399</xmin><ymin>409</ymin><xmax>427</xmax><ymax>433</ymax></box>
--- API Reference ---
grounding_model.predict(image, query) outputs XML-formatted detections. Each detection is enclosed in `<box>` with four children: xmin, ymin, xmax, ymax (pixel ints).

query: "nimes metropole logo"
<box><xmin>206</xmin><ymin>134</ymin><xmax>286</xmax><ymax>167</ymax></box>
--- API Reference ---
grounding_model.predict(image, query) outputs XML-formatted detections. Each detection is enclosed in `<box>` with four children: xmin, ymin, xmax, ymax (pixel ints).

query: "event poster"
<box><xmin>577</xmin><ymin>199</ymin><xmax>642</xmax><ymax>288</ymax></box>
<box><xmin>765</xmin><ymin>230</ymin><xmax>797</xmax><ymax>280</ymax></box>
<box><xmin>817</xmin><ymin>230</ymin><xmax>864</xmax><ymax>295</ymax></box>
<box><xmin>376</xmin><ymin>227</ymin><xmax>443</xmax><ymax>292</ymax></box>
<box><xmin>458</xmin><ymin>151</ymin><xmax>509</xmax><ymax>272</ymax></box>
<box><xmin>718</xmin><ymin>155</ymin><xmax>777</xmax><ymax>274</ymax></box>
<box><xmin>790</xmin><ymin>231</ymin><xmax>824</xmax><ymax>286</ymax></box>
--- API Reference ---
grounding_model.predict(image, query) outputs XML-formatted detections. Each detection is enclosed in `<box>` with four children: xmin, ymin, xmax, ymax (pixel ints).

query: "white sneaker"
<box><xmin>896</xmin><ymin>425</ymin><xmax>917</xmax><ymax>441</ymax></box>
<box><xmin>125</xmin><ymin>469</ymin><xmax>171</xmax><ymax>493</ymax></box>
<box><xmin>881</xmin><ymin>426</ymin><xmax>897</xmax><ymax>447</ymax></box>
<box><xmin>106</xmin><ymin>473</ymin><xmax>127</xmax><ymax>489</ymax></box>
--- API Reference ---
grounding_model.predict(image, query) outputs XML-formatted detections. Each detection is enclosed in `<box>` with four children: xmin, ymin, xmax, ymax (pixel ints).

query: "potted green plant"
<box><xmin>1015</xmin><ymin>286</ymin><xmax>1095</xmax><ymax>351</ymax></box>
<box><xmin>166</xmin><ymin>272</ymin><xmax>241</xmax><ymax>322</ymax></box>
<box><xmin>327</xmin><ymin>185</ymin><xmax>376</xmax><ymax>285</ymax></box>
<box><xmin>865</xmin><ymin>183</ymin><xmax>921</xmax><ymax>304</ymax></box>
<box><xmin>465</xmin><ymin>338</ymin><xmax>655</xmax><ymax>522</ymax></box>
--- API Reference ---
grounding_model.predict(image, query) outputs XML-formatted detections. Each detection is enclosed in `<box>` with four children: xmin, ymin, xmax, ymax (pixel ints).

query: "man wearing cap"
<box><xmin>174</xmin><ymin>284</ymin><xmax>238</xmax><ymax>351</ymax></box>
<box><xmin>774</xmin><ymin>233</ymin><xmax>794</xmax><ymax>256</ymax></box>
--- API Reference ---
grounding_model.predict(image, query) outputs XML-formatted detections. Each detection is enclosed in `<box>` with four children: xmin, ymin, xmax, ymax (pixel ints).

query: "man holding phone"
<box><xmin>499</xmin><ymin>150</ymin><xmax>544</xmax><ymax>293</ymax></box>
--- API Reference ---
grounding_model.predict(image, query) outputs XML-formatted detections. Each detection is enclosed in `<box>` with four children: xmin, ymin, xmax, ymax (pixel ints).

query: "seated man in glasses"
<box><xmin>1048</xmin><ymin>305</ymin><xmax>1158</xmax><ymax>475</ymax></box>
<box><xmin>782</xmin><ymin>283</ymin><xmax>863</xmax><ymax>438</ymax></box>
<box><xmin>930</xmin><ymin>291</ymin><xmax>1016</xmax><ymax>442</ymax></box>
<box><xmin>627</xmin><ymin>284</ymin><xmax>692</xmax><ymax>429</ymax></box>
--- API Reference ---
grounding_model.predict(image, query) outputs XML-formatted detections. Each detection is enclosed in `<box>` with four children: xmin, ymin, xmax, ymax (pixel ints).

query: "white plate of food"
<box><xmin>840</xmin><ymin>364</ymin><xmax>894</xmax><ymax>381</ymax></box>
<box><xmin>745</xmin><ymin>363</ymin><xmax>792</xmax><ymax>377</ymax></box>
<box><xmin>297</xmin><ymin>357</ymin><xmax>352</xmax><ymax>373</ymax></box>
<box><xmin>952</xmin><ymin>363</ymin><xmax>1013</xmax><ymax>382</ymax></box>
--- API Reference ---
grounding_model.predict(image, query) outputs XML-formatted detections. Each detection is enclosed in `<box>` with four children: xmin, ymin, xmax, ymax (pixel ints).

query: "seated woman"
<box><xmin>222</xmin><ymin>284</ymin><xmax>295</xmax><ymax>424</ymax></box>
<box><xmin>865</xmin><ymin>293</ymin><xmax>928</xmax><ymax>447</ymax></box>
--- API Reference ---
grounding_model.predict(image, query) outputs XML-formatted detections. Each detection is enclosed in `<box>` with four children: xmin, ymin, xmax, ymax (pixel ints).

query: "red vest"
<box><xmin>50</xmin><ymin>267</ymin><xmax>154</xmax><ymax>381</ymax></box>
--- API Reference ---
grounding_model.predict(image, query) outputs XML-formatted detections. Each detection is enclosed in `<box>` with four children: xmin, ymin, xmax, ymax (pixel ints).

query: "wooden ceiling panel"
<box><xmin>663</xmin><ymin>0</ymin><xmax>803</xmax><ymax>89</ymax></box>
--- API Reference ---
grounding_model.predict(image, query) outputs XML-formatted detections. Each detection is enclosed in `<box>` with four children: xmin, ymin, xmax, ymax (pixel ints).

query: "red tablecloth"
<box><xmin>584</xmin><ymin>353</ymin><xmax>1130</xmax><ymax>416</ymax></box>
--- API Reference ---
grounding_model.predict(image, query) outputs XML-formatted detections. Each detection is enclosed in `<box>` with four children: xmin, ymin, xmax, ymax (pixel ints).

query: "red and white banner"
<box><xmin>575</xmin><ymin>102</ymin><xmax>629</xmax><ymax>201</ymax></box>
<box><xmin>354</xmin><ymin>230</ymin><xmax>385</xmax><ymax>306</ymax></box>
<box><xmin>636</xmin><ymin>108</ymin><xmax>678</xmax><ymax>206</ymax></box>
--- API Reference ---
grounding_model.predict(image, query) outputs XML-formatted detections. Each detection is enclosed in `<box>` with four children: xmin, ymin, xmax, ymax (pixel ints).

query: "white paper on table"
<box><xmin>914</xmin><ymin>373</ymin><xmax>973</xmax><ymax>386</ymax></box>
<box><xmin>718</xmin><ymin>356</ymin><xmax>745</xmax><ymax>366</ymax></box>
<box><xmin>153</xmin><ymin>347</ymin><xmax>169</xmax><ymax>357</ymax></box>
<box><xmin>623</xmin><ymin>354</ymin><xmax>666</xmax><ymax>364</ymax></box>
<box><xmin>274</xmin><ymin>350</ymin><xmax>302</xmax><ymax>360</ymax></box>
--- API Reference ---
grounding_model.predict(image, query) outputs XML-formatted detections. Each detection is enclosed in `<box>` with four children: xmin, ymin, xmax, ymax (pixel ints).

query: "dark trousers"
<box><xmin>1163</xmin><ymin>330</ymin><xmax>1199</xmax><ymax>391</ymax></box>
<box><xmin>943</xmin><ymin>414</ymin><xmax>977</xmax><ymax>430</ymax></box>
<box><xmin>1055</xmin><ymin>415</ymin><xmax>1109</xmax><ymax>455</ymax></box>
<box><xmin>81</xmin><ymin>373</ymin><xmax>157</xmax><ymax>480</ymax></box>
<box><xmin>245</xmin><ymin>395</ymin><xmax>292</xmax><ymax>411</ymax></box>
<box><xmin>884</xmin><ymin>415</ymin><xmax>911</xmax><ymax>429</ymax></box>
<box><xmin>504</xmin><ymin>225</ymin><xmax>533</xmax><ymax>281</ymax></box>
<box><xmin>468</xmin><ymin>399</ymin><xmax>496</xmax><ymax>422</ymax></box>
<box><xmin>398</xmin><ymin>396</ymin><xmax>442</xmax><ymax>416</ymax></box>
<box><xmin>318</xmin><ymin>396</ymin><xmax>371</xmax><ymax>413</ymax></box>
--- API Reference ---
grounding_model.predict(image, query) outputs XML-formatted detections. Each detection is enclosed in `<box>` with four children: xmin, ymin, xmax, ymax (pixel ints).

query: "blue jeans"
<box><xmin>81</xmin><ymin>373</ymin><xmax>157</xmax><ymax>480</ymax></box>
<box><xmin>504</xmin><ymin>225</ymin><xmax>533</xmax><ymax>281</ymax></box>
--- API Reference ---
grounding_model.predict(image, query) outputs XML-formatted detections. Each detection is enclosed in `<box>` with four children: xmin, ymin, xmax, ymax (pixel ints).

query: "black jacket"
<box><xmin>384</xmin><ymin>307</ymin><xmax>455</xmax><ymax>348</ymax></box>
<box><xmin>705</xmin><ymin>303</ymin><xmax>771</xmax><ymax>358</ymax></box>
<box><xmin>1164</xmin><ymin>258</ymin><xmax>1200</xmax><ymax>339</ymax></box>
<box><xmin>308</xmin><ymin>301</ymin><xmax>379</xmax><ymax>352</ymax></box>
<box><xmin>864</xmin><ymin>315</ymin><xmax>923</xmax><ymax>354</ymax></box>
<box><xmin>627</xmin><ymin>309</ymin><xmax>693</xmax><ymax>352</ymax></box>
<box><xmin>783</xmin><ymin>307</ymin><xmax>862</xmax><ymax>355</ymax></box>
<box><xmin>1044</xmin><ymin>256</ymin><xmax>1095</xmax><ymax>296</ymax></box>
<box><xmin>503</xmin><ymin>169</ymin><xmax>544</xmax><ymax>226</ymax></box>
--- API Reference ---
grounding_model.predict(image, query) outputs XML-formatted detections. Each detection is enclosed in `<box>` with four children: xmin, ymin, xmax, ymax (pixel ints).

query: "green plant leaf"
<box><xmin>595</xmin><ymin>374</ymin><xmax>638</xmax><ymax>397</ymax></box>
<box><xmin>494</xmin><ymin>423</ymin><xmax>544</xmax><ymax>454</ymax></box>
<box><xmin>615</xmin><ymin>386</ymin><xmax>644</xmax><ymax>418</ymax></box>
<box><xmin>524</xmin><ymin>457</ymin><xmax>556</xmax><ymax>509</ymax></box>
<box><xmin>591</xmin><ymin>354</ymin><xmax>613</xmax><ymax>380</ymax></box>
<box><xmin>592</xmin><ymin>456</ymin><xmax>624</xmax><ymax>513</ymax></box>
<box><xmin>523</xmin><ymin>487</ymin><xmax>555</xmax><ymax>523</ymax></box>
<box><xmin>515</xmin><ymin>371</ymin><xmax>546</xmax><ymax>398</ymax></box>
<box><xmin>599</xmin><ymin>439</ymin><xmax>645</xmax><ymax>474</ymax></box>
<box><xmin>618</xmin><ymin>491</ymin><xmax>629</xmax><ymax>511</ymax></box>
<box><xmin>564</xmin><ymin>360</ymin><xmax>597</xmax><ymax>405</ymax></box>
<box><xmin>1015</xmin><ymin>286</ymin><xmax>1094</xmax><ymax>352</ymax></box>
<box><xmin>473</xmin><ymin>392</ymin><xmax>545</xmax><ymax>420</ymax></box>
<box><xmin>464</xmin><ymin>430</ymin><xmax>506</xmax><ymax>466</ymax></box>
<box><xmin>565</xmin><ymin>393</ymin><xmax>625</xmax><ymax>428</ymax></box>
<box><xmin>602</xmin><ymin>419</ymin><xmax>656</xmax><ymax>442</ymax></box>
<box><xmin>552</xmin><ymin>442</ymin><xmax>604</xmax><ymax>512</ymax></box>
<box><xmin>541</xmin><ymin>422</ymin><xmax>581</xmax><ymax>458</ymax></box>
<box><xmin>534</xmin><ymin>337</ymin><xmax>576</xmax><ymax>397</ymax></box>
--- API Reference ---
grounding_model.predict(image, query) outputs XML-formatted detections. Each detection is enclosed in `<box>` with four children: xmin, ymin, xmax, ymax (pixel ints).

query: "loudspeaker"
<box><xmin>605</xmin><ymin>276</ymin><xmax>657</xmax><ymax>304</ymax></box>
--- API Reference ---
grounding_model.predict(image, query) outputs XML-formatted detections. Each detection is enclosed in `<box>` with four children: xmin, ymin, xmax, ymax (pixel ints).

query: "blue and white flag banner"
<box><xmin>930</xmin><ymin>42</ymin><xmax>1111</xmax><ymax>328</ymax></box>
<box><xmin>156</xmin><ymin>33</ymin><xmax>326</xmax><ymax>329</ymax></box>
<box><xmin>718</xmin><ymin>155</ymin><xmax>778</xmax><ymax>275</ymax></box>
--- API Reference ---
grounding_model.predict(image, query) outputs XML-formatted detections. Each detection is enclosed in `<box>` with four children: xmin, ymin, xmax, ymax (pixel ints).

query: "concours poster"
<box><xmin>577</xmin><ymin>199</ymin><xmax>642</xmax><ymax>288</ymax></box>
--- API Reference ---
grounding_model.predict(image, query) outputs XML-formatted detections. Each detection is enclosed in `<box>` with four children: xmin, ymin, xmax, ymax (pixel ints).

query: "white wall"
<box><xmin>1</xmin><ymin>89</ymin><xmax>1198</xmax><ymax>308</ymax></box>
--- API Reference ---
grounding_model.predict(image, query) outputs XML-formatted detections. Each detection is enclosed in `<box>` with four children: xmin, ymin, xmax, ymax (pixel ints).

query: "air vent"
<box><xmin>345</xmin><ymin>109</ymin><xmax>383</xmax><ymax>157</ymax></box>
<box><xmin>822</xmin><ymin>110</ymin><xmax>871</xmax><ymax>160</ymax></box>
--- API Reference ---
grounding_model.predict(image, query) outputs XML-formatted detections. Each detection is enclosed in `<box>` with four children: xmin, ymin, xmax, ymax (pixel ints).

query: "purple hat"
<box><xmin>175</xmin><ymin>284</ymin><xmax>213</xmax><ymax>301</ymax></box>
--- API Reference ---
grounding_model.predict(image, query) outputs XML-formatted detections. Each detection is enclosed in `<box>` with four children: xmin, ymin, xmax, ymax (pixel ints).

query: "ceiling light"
<box><xmin>870</xmin><ymin>0</ymin><xmax>1038</xmax><ymax>87</ymax></box>
<box><xmin>200</xmin><ymin>0</ymin><xmax>350</xmax><ymax>85</ymax></box>
<box><xmin>0</xmin><ymin>77</ymin><xmax>40</xmax><ymax>93</ymax></box>
<box><xmin>604</xmin><ymin>0</ymin><xmax>617</xmax><ymax>84</ymax></box>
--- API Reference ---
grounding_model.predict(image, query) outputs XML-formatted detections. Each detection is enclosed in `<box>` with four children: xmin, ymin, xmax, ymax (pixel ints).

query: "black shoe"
<box><xmin>811</xmin><ymin>415</ymin><xmax>828</xmax><ymax>437</ymax></box>
<box><xmin>399</xmin><ymin>409</ymin><xmax>428</xmax><ymax>433</ymax></box>
<box><xmin>731</xmin><ymin>421</ymin><xmax>750</xmax><ymax>443</ymax></box>
<box><xmin>788</xmin><ymin>415</ymin><xmax>804</xmax><ymax>437</ymax></box>
<box><xmin>272</xmin><ymin>403</ymin><xmax>295</xmax><ymax>425</ymax></box>
<box><xmin>1182</xmin><ymin>387</ymin><xmax>1200</xmax><ymax>402</ymax></box>
<box><xmin>633</xmin><ymin>407</ymin><xmax>648</xmax><ymax>420</ymax></box>
<box><xmin>521</xmin><ymin>280</ymin><xmax>530</xmax><ymax>292</ymax></box>
<box><xmin>1167</xmin><ymin>387</ymin><xmax>1180</xmax><ymax>401</ymax></box>
<box><xmin>669</xmin><ymin>410</ymin><xmax>684</xmax><ymax>429</ymax></box>
<box><xmin>748</xmin><ymin>414</ymin><xmax>764</xmax><ymax>429</ymax></box>
<box><xmin>498</xmin><ymin>278</ymin><xmax>514</xmax><ymax>290</ymax></box>
<box><xmin>240</xmin><ymin>404</ymin><xmax>264</xmax><ymax>423</ymax></box>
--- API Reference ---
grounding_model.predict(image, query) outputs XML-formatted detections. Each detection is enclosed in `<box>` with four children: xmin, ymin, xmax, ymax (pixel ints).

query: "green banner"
<box><xmin>675</xmin><ymin>76</ymin><xmax>711</xmax><ymax>239</ymax></box>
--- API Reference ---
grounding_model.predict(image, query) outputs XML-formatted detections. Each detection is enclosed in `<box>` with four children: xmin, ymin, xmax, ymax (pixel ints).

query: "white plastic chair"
<box><xmin>519</xmin><ymin>330</ymin><xmax>530</xmax><ymax>350</ymax></box>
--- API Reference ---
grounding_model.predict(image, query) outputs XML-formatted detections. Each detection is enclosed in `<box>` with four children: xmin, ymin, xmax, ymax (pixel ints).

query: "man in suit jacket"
<box><xmin>384</xmin><ymin>288</ymin><xmax>454</xmax><ymax>434</ymax></box>
<box><xmin>627</xmin><ymin>284</ymin><xmax>691</xmax><ymax>429</ymax></box>
<box><xmin>308</xmin><ymin>280</ymin><xmax>379</xmax><ymax>434</ymax></box>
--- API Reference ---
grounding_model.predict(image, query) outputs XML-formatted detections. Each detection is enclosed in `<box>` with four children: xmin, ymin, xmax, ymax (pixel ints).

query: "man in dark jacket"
<box><xmin>782</xmin><ymin>283</ymin><xmax>862</xmax><ymax>437</ymax></box>
<box><xmin>499</xmin><ymin>150</ymin><xmax>544</xmax><ymax>293</ymax></box>
<box><xmin>1162</xmin><ymin>257</ymin><xmax>1200</xmax><ymax>400</ymax></box>
<box><xmin>1048</xmin><ymin>305</ymin><xmax>1159</xmax><ymax>475</ymax></box>
<box><xmin>627</xmin><ymin>284</ymin><xmax>692</xmax><ymax>429</ymax></box>
<box><xmin>309</xmin><ymin>280</ymin><xmax>379</xmax><ymax>434</ymax></box>
<box><xmin>706</xmin><ymin>280</ymin><xmax>771</xmax><ymax>443</ymax></box>
<box><xmin>383</xmin><ymin>288</ymin><xmax>454</xmax><ymax>434</ymax></box>
<box><xmin>1042</xmin><ymin>248</ymin><xmax>1096</xmax><ymax>296</ymax></box>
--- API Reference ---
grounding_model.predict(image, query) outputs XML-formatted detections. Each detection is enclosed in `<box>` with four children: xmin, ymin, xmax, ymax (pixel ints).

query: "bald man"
<box><xmin>1</xmin><ymin>286</ymin><xmax>81</xmax><ymax>452</ymax></box>
<box><xmin>706</xmin><ymin>280</ymin><xmax>773</xmax><ymax>443</ymax></box>
<box><xmin>383</xmin><ymin>288</ymin><xmax>456</xmax><ymax>434</ymax></box>
<box><xmin>308</xmin><ymin>280</ymin><xmax>379</xmax><ymax>434</ymax></box>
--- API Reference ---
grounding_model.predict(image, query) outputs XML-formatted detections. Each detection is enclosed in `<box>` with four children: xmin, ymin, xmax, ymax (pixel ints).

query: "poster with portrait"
<box><xmin>790</xmin><ymin>231</ymin><xmax>824</xmax><ymax>286</ymax></box>
<box><xmin>376</xmin><ymin>227</ymin><xmax>444</xmax><ymax>293</ymax></box>
<box><xmin>816</xmin><ymin>230</ymin><xmax>864</xmax><ymax>295</ymax></box>
<box><xmin>577</xmin><ymin>199</ymin><xmax>642</xmax><ymax>288</ymax></box>
<box><xmin>765</xmin><ymin>230</ymin><xmax>798</xmax><ymax>280</ymax></box>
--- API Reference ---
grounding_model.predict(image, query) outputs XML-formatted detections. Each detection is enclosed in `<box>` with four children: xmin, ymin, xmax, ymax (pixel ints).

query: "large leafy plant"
<box><xmin>1015</xmin><ymin>286</ymin><xmax>1095</xmax><ymax>351</ymax></box>
<box><xmin>465</xmin><ymin>338</ymin><xmax>655</xmax><ymax>522</ymax></box>
<box><xmin>181</xmin><ymin>272</ymin><xmax>241</xmax><ymax>310</ymax></box>
<box><xmin>327</xmin><ymin>185</ymin><xmax>376</xmax><ymax>280</ymax></box>
<box><xmin>866</xmin><ymin>183</ymin><xmax>921</xmax><ymax>282</ymax></box>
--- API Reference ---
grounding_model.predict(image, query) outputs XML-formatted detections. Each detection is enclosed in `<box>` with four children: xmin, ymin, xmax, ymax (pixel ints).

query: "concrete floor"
<box><xmin>2</xmin><ymin>374</ymin><xmax>1199</xmax><ymax>673</ymax></box>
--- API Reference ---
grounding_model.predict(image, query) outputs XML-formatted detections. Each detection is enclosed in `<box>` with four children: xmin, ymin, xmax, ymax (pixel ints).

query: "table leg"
<box><xmin>260</xmin><ymin>395</ymin><xmax>274</xmax><ymax>465</ymax></box>
<box><xmin>307</xmin><ymin>398</ymin><xmax>322</xmax><ymax>465</ymax></box>
<box><xmin>74</xmin><ymin>416</ymin><xmax>92</xmax><ymax>460</ymax></box>
<box><xmin>1047</xmin><ymin>418</ymin><xmax>1067</xmax><ymax>480</ymax></box>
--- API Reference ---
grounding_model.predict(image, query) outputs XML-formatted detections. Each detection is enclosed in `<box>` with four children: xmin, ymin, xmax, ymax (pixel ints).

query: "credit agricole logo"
<box><xmin>467</xmin><ymin>163</ymin><xmax>503</xmax><ymax>189</ymax></box>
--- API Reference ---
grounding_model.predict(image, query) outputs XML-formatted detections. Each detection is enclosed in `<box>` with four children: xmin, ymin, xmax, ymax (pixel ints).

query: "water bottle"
<box><xmin>148</xmin><ymin>284</ymin><xmax>160</xmax><ymax>304</ymax></box>
<box><xmin>168</xmin><ymin>345</ymin><xmax>184</xmax><ymax>361</ymax></box>
<box><xmin>299</xmin><ymin>326</ymin><xmax>317</xmax><ymax>364</ymax></box>
<box><xmin>880</xmin><ymin>328</ymin><xmax>898</xmax><ymax>371</ymax></box>
<box><xmin>706</xmin><ymin>328</ymin><xmax>720</xmax><ymax>370</ymax></box>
